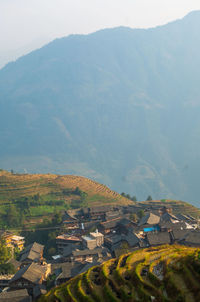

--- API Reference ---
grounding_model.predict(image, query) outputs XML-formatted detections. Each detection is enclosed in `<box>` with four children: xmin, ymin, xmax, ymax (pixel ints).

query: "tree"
<box><xmin>0</xmin><ymin>238</ymin><xmax>11</xmax><ymax>264</ymax></box>
<box><xmin>52</xmin><ymin>212</ymin><xmax>62</xmax><ymax>225</ymax></box>
<box><xmin>130</xmin><ymin>213</ymin><xmax>137</xmax><ymax>222</ymax></box>
<box><xmin>146</xmin><ymin>195</ymin><xmax>153</xmax><ymax>201</ymax></box>
<box><xmin>131</xmin><ymin>196</ymin><xmax>137</xmax><ymax>202</ymax></box>
<box><xmin>6</xmin><ymin>204</ymin><xmax>20</xmax><ymax>227</ymax></box>
<box><xmin>74</xmin><ymin>187</ymin><xmax>81</xmax><ymax>195</ymax></box>
<box><xmin>137</xmin><ymin>209</ymin><xmax>145</xmax><ymax>219</ymax></box>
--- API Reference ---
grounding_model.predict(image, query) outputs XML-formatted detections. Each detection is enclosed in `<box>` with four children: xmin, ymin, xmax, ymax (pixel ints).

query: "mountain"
<box><xmin>39</xmin><ymin>245</ymin><xmax>200</xmax><ymax>302</ymax></box>
<box><xmin>0</xmin><ymin>11</ymin><xmax>200</xmax><ymax>203</ymax></box>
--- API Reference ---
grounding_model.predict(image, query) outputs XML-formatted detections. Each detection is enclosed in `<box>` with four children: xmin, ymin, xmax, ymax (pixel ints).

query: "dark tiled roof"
<box><xmin>100</xmin><ymin>217</ymin><xmax>122</xmax><ymax>229</ymax></box>
<box><xmin>118</xmin><ymin>218</ymin><xmax>132</xmax><ymax>226</ymax></box>
<box><xmin>33</xmin><ymin>284</ymin><xmax>47</xmax><ymax>298</ymax></box>
<box><xmin>105</xmin><ymin>235</ymin><xmax>122</xmax><ymax>245</ymax></box>
<box><xmin>176</xmin><ymin>214</ymin><xmax>197</xmax><ymax>223</ymax></box>
<box><xmin>138</xmin><ymin>212</ymin><xmax>160</xmax><ymax>226</ymax></box>
<box><xmin>62</xmin><ymin>244</ymin><xmax>78</xmax><ymax>257</ymax></box>
<box><xmin>20</xmin><ymin>242</ymin><xmax>44</xmax><ymax>262</ymax></box>
<box><xmin>72</xmin><ymin>248</ymin><xmax>103</xmax><ymax>257</ymax></box>
<box><xmin>160</xmin><ymin>221</ymin><xmax>186</xmax><ymax>230</ymax></box>
<box><xmin>0</xmin><ymin>289</ymin><xmax>31</xmax><ymax>302</ymax></box>
<box><xmin>90</xmin><ymin>206</ymin><xmax>113</xmax><ymax>214</ymax></box>
<box><xmin>179</xmin><ymin>230</ymin><xmax>200</xmax><ymax>245</ymax></box>
<box><xmin>160</xmin><ymin>213</ymin><xmax>179</xmax><ymax>223</ymax></box>
<box><xmin>122</xmin><ymin>232</ymin><xmax>140</xmax><ymax>247</ymax></box>
<box><xmin>9</xmin><ymin>263</ymin><xmax>46</xmax><ymax>284</ymax></box>
<box><xmin>171</xmin><ymin>229</ymin><xmax>188</xmax><ymax>240</ymax></box>
<box><xmin>53</xmin><ymin>262</ymin><xmax>85</xmax><ymax>280</ymax></box>
<box><xmin>147</xmin><ymin>232</ymin><xmax>171</xmax><ymax>246</ymax></box>
<box><xmin>105</xmin><ymin>232</ymin><xmax>139</xmax><ymax>247</ymax></box>
<box><xmin>22</xmin><ymin>242</ymin><xmax>44</xmax><ymax>254</ymax></box>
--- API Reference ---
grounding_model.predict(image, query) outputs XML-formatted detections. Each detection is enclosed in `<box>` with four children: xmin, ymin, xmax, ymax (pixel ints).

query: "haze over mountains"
<box><xmin>0</xmin><ymin>11</ymin><xmax>200</xmax><ymax>204</ymax></box>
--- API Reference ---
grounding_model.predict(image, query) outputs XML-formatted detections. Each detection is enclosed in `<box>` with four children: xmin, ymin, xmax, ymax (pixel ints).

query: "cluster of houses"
<box><xmin>0</xmin><ymin>231</ymin><xmax>25</xmax><ymax>251</ymax></box>
<box><xmin>1</xmin><ymin>204</ymin><xmax>200</xmax><ymax>301</ymax></box>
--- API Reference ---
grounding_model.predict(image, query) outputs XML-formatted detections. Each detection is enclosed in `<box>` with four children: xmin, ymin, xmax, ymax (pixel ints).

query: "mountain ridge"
<box><xmin>1</xmin><ymin>11</ymin><xmax>200</xmax><ymax>203</ymax></box>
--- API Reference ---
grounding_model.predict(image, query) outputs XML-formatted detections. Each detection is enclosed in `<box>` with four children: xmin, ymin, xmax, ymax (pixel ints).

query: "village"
<box><xmin>1</xmin><ymin>203</ymin><xmax>200</xmax><ymax>301</ymax></box>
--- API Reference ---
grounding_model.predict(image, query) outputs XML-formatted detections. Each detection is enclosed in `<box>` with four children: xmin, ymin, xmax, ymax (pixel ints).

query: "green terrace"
<box><xmin>39</xmin><ymin>245</ymin><xmax>200</xmax><ymax>302</ymax></box>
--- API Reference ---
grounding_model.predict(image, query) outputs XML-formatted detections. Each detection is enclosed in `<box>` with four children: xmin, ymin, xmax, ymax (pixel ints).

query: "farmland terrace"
<box><xmin>39</xmin><ymin>245</ymin><xmax>200</xmax><ymax>302</ymax></box>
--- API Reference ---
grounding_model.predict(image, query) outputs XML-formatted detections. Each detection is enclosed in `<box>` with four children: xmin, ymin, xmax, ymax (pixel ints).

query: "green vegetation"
<box><xmin>0</xmin><ymin>171</ymin><xmax>130</xmax><ymax>229</ymax></box>
<box><xmin>0</xmin><ymin>237</ymin><xmax>15</xmax><ymax>274</ymax></box>
<box><xmin>39</xmin><ymin>245</ymin><xmax>200</xmax><ymax>302</ymax></box>
<box><xmin>121</xmin><ymin>192</ymin><xmax>137</xmax><ymax>202</ymax></box>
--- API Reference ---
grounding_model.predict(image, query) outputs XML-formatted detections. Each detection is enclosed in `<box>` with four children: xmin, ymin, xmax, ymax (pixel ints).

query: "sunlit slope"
<box><xmin>0</xmin><ymin>170</ymin><xmax>131</xmax><ymax>206</ymax></box>
<box><xmin>40</xmin><ymin>245</ymin><xmax>200</xmax><ymax>302</ymax></box>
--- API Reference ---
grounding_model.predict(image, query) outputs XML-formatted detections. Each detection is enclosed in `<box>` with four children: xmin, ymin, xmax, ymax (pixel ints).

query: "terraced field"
<box><xmin>0</xmin><ymin>170</ymin><xmax>130</xmax><ymax>205</ymax></box>
<box><xmin>0</xmin><ymin>170</ymin><xmax>132</xmax><ymax>228</ymax></box>
<box><xmin>142</xmin><ymin>200</ymin><xmax>200</xmax><ymax>218</ymax></box>
<box><xmin>40</xmin><ymin>245</ymin><xmax>200</xmax><ymax>302</ymax></box>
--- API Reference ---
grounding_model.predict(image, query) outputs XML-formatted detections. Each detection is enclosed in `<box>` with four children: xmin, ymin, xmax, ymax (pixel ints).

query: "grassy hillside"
<box><xmin>0</xmin><ymin>170</ymin><xmax>129</xmax><ymax>203</ymax></box>
<box><xmin>0</xmin><ymin>170</ymin><xmax>131</xmax><ymax>228</ymax></box>
<box><xmin>39</xmin><ymin>245</ymin><xmax>200</xmax><ymax>302</ymax></box>
<box><xmin>1</xmin><ymin>170</ymin><xmax>200</xmax><ymax>229</ymax></box>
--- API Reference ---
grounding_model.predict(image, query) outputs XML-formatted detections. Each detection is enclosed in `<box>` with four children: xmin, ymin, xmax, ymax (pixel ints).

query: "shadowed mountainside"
<box><xmin>1</xmin><ymin>11</ymin><xmax>200</xmax><ymax>203</ymax></box>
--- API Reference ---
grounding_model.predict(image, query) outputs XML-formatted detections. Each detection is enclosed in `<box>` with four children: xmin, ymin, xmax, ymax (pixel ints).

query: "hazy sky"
<box><xmin>0</xmin><ymin>0</ymin><xmax>200</xmax><ymax>68</ymax></box>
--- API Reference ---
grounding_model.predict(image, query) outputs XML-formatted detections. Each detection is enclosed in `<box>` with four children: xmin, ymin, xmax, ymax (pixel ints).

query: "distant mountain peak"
<box><xmin>0</xmin><ymin>11</ymin><xmax>200</xmax><ymax>204</ymax></box>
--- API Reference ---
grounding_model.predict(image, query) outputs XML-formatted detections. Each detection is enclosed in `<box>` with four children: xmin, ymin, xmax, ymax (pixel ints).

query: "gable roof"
<box><xmin>21</xmin><ymin>242</ymin><xmax>44</xmax><ymax>254</ymax></box>
<box><xmin>89</xmin><ymin>206</ymin><xmax>113</xmax><ymax>214</ymax></box>
<box><xmin>72</xmin><ymin>247</ymin><xmax>103</xmax><ymax>257</ymax></box>
<box><xmin>138</xmin><ymin>212</ymin><xmax>160</xmax><ymax>226</ymax></box>
<box><xmin>100</xmin><ymin>217</ymin><xmax>122</xmax><ymax>229</ymax></box>
<box><xmin>171</xmin><ymin>229</ymin><xmax>188</xmax><ymax>241</ymax></box>
<box><xmin>160</xmin><ymin>212</ymin><xmax>179</xmax><ymax>223</ymax></box>
<box><xmin>122</xmin><ymin>232</ymin><xmax>140</xmax><ymax>247</ymax></box>
<box><xmin>0</xmin><ymin>289</ymin><xmax>31</xmax><ymax>302</ymax></box>
<box><xmin>52</xmin><ymin>262</ymin><xmax>86</xmax><ymax>280</ymax></box>
<box><xmin>147</xmin><ymin>232</ymin><xmax>171</xmax><ymax>246</ymax></box>
<box><xmin>20</xmin><ymin>242</ymin><xmax>44</xmax><ymax>262</ymax></box>
<box><xmin>179</xmin><ymin>230</ymin><xmax>200</xmax><ymax>245</ymax></box>
<box><xmin>9</xmin><ymin>262</ymin><xmax>46</xmax><ymax>284</ymax></box>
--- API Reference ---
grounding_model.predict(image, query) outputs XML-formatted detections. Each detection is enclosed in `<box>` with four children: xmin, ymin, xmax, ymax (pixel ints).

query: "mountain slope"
<box><xmin>39</xmin><ymin>245</ymin><xmax>200</xmax><ymax>302</ymax></box>
<box><xmin>0</xmin><ymin>11</ymin><xmax>200</xmax><ymax>203</ymax></box>
<box><xmin>0</xmin><ymin>170</ymin><xmax>128</xmax><ymax>203</ymax></box>
<box><xmin>0</xmin><ymin>170</ymin><xmax>131</xmax><ymax>228</ymax></box>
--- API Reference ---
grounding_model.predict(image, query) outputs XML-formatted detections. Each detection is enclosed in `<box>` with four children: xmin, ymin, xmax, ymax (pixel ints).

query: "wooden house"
<box><xmin>56</xmin><ymin>235</ymin><xmax>82</xmax><ymax>254</ymax></box>
<box><xmin>20</xmin><ymin>242</ymin><xmax>44</xmax><ymax>266</ymax></box>
<box><xmin>0</xmin><ymin>289</ymin><xmax>31</xmax><ymax>302</ymax></box>
<box><xmin>9</xmin><ymin>262</ymin><xmax>50</xmax><ymax>296</ymax></box>
<box><xmin>99</xmin><ymin>217</ymin><xmax>122</xmax><ymax>234</ymax></box>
